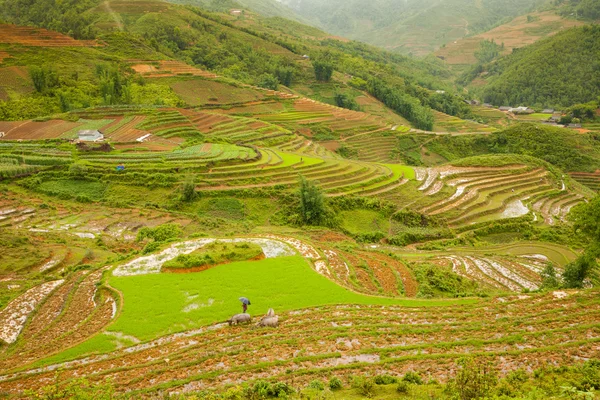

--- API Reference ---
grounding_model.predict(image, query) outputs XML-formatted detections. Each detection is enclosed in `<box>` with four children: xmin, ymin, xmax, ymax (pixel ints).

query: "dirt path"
<box><xmin>103</xmin><ymin>1</ymin><xmax>123</xmax><ymax>31</ymax></box>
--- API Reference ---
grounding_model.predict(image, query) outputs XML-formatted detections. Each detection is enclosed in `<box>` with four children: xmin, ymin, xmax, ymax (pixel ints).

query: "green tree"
<box><xmin>298</xmin><ymin>176</ymin><xmax>325</xmax><ymax>225</ymax></box>
<box><xmin>334</xmin><ymin>92</ymin><xmax>359</xmax><ymax>111</ymax></box>
<box><xmin>257</xmin><ymin>73</ymin><xmax>279</xmax><ymax>90</ymax></box>
<box><xmin>312</xmin><ymin>60</ymin><xmax>334</xmax><ymax>82</ymax></box>
<box><xmin>540</xmin><ymin>263</ymin><xmax>560</xmax><ymax>289</ymax></box>
<box><xmin>562</xmin><ymin>254</ymin><xmax>596</xmax><ymax>289</ymax></box>
<box><xmin>181</xmin><ymin>177</ymin><xmax>196</xmax><ymax>202</ymax></box>
<box><xmin>275</xmin><ymin>67</ymin><xmax>294</xmax><ymax>87</ymax></box>
<box><xmin>570</xmin><ymin>195</ymin><xmax>600</xmax><ymax>254</ymax></box>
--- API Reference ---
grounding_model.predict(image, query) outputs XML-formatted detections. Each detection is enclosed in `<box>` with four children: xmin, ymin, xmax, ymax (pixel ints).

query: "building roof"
<box><xmin>78</xmin><ymin>129</ymin><xmax>104</xmax><ymax>141</ymax></box>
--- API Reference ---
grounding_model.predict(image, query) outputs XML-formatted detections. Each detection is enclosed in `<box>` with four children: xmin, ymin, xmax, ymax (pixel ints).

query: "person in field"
<box><xmin>239</xmin><ymin>297</ymin><xmax>251</xmax><ymax>313</ymax></box>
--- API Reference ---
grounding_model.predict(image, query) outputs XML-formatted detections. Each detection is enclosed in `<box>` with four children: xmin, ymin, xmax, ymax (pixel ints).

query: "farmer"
<box><xmin>239</xmin><ymin>297</ymin><xmax>251</xmax><ymax>313</ymax></box>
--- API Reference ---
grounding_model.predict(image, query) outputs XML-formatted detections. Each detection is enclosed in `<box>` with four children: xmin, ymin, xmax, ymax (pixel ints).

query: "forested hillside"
<box><xmin>0</xmin><ymin>0</ymin><xmax>473</xmax><ymax>130</ymax></box>
<box><xmin>0</xmin><ymin>0</ymin><xmax>99</xmax><ymax>39</ymax></box>
<box><xmin>473</xmin><ymin>26</ymin><xmax>600</xmax><ymax>108</ymax></box>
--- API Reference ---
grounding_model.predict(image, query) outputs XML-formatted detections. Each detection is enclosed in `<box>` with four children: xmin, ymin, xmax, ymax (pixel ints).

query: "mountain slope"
<box><xmin>475</xmin><ymin>25</ymin><xmax>600</xmax><ymax>108</ymax></box>
<box><xmin>434</xmin><ymin>10</ymin><xmax>586</xmax><ymax>66</ymax></box>
<box><xmin>277</xmin><ymin>0</ymin><xmax>552</xmax><ymax>56</ymax></box>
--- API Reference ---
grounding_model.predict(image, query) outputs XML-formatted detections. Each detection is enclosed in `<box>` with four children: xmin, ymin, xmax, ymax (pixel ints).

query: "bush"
<box><xmin>142</xmin><ymin>241</ymin><xmax>161</xmax><ymax>254</ymax></box>
<box><xmin>447</xmin><ymin>358</ymin><xmax>497</xmax><ymax>400</ymax></box>
<box><xmin>329</xmin><ymin>376</ymin><xmax>343</xmax><ymax>390</ymax></box>
<box><xmin>270</xmin><ymin>382</ymin><xmax>294</xmax><ymax>397</ymax></box>
<box><xmin>402</xmin><ymin>371</ymin><xmax>423</xmax><ymax>385</ymax></box>
<box><xmin>136</xmin><ymin>223</ymin><xmax>183</xmax><ymax>243</ymax></box>
<box><xmin>351</xmin><ymin>377</ymin><xmax>376</xmax><ymax>398</ymax></box>
<box><xmin>580</xmin><ymin>359</ymin><xmax>600</xmax><ymax>390</ymax></box>
<box><xmin>307</xmin><ymin>380</ymin><xmax>324</xmax><ymax>391</ymax></box>
<box><xmin>396</xmin><ymin>381</ymin><xmax>410</xmax><ymax>394</ymax></box>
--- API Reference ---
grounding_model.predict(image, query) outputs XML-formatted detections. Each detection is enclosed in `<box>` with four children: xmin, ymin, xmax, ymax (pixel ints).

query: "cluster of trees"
<box><xmin>132</xmin><ymin>12</ymin><xmax>302</xmax><ymax>90</ymax></box>
<box><xmin>0</xmin><ymin>60</ymin><xmax>183</xmax><ymax>120</ymax></box>
<box><xmin>312</xmin><ymin>60</ymin><xmax>334</xmax><ymax>82</ymax></box>
<box><xmin>559</xmin><ymin>0</ymin><xmax>600</xmax><ymax>20</ymax></box>
<box><xmin>478</xmin><ymin>26</ymin><xmax>600</xmax><ymax>108</ymax></box>
<box><xmin>0</xmin><ymin>0</ymin><xmax>98</xmax><ymax>39</ymax></box>
<box><xmin>425</xmin><ymin>123</ymin><xmax>600</xmax><ymax>172</ymax></box>
<box><xmin>367</xmin><ymin>79</ymin><xmax>434</xmax><ymax>130</ymax></box>
<box><xmin>333</xmin><ymin>93</ymin><xmax>360</xmax><ymax>111</ymax></box>
<box><xmin>474</xmin><ymin>39</ymin><xmax>503</xmax><ymax>63</ymax></box>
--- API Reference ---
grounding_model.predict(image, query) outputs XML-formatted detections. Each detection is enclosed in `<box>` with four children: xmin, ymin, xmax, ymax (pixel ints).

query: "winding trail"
<box><xmin>103</xmin><ymin>1</ymin><xmax>124</xmax><ymax>31</ymax></box>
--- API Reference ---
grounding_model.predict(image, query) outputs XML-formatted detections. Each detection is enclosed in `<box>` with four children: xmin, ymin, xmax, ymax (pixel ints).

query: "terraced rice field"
<box><xmin>252</xmin><ymin>98</ymin><xmax>392</xmax><ymax>137</ymax></box>
<box><xmin>432</xmin><ymin>111</ymin><xmax>497</xmax><ymax>134</ymax></box>
<box><xmin>170</xmin><ymin>79</ymin><xmax>267</xmax><ymax>106</ymax></box>
<box><xmin>1</xmin><ymin>288</ymin><xmax>597</xmax><ymax>397</ymax></box>
<box><xmin>130</xmin><ymin>60</ymin><xmax>218</xmax><ymax>78</ymax></box>
<box><xmin>411</xmin><ymin>165</ymin><xmax>585</xmax><ymax>226</ymax></box>
<box><xmin>0</xmin><ymin>120</ymin><xmax>83</xmax><ymax>140</ymax></box>
<box><xmin>0</xmin><ymin>24</ymin><xmax>101</xmax><ymax>47</ymax></box>
<box><xmin>570</xmin><ymin>171</ymin><xmax>600</xmax><ymax>191</ymax></box>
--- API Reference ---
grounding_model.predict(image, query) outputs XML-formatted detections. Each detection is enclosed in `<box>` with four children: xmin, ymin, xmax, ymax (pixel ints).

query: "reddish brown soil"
<box><xmin>0</xmin><ymin>24</ymin><xmax>101</xmax><ymax>47</ymax></box>
<box><xmin>1</xmin><ymin>120</ymin><xmax>81</xmax><ymax>140</ymax></box>
<box><xmin>0</xmin><ymin>291</ymin><xmax>597</xmax><ymax>397</ymax></box>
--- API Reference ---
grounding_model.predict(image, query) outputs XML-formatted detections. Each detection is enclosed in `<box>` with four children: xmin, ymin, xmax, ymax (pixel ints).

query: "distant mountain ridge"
<box><xmin>275</xmin><ymin>0</ymin><xmax>554</xmax><ymax>56</ymax></box>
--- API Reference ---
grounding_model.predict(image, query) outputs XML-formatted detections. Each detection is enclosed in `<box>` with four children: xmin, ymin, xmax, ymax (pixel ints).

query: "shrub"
<box><xmin>402</xmin><ymin>371</ymin><xmax>423</xmax><ymax>385</ymax></box>
<box><xmin>397</xmin><ymin>381</ymin><xmax>410</xmax><ymax>394</ymax></box>
<box><xmin>249</xmin><ymin>380</ymin><xmax>271</xmax><ymax>399</ymax></box>
<box><xmin>136</xmin><ymin>223</ymin><xmax>182</xmax><ymax>243</ymax></box>
<box><xmin>351</xmin><ymin>376</ymin><xmax>376</xmax><ymax>398</ymax></box>
<box><xmin>579</xmin><ymin>359</ymin><xmax>600</xmax><ymax>390</ymax></box>
<box><xmin>329</xmin><ymin>376</ymin><xmax>343</xmax><ymax>390</ymax></box>
<box><xmin>447</xmin><ymin>358</ymin><xmax>497</xmax><ymax>400</ymax></box>
<box><xmin>142</xmin><ymin>241</ymin><xmax>160</xmax><ymax>255</ymax></box>
<box><xmin>270</xmin><ymin>382</ymin><xmax>294</xmax><ymax>397</ymax></box>
<box><xmin>307</xmin><ymin>379</ymin><xmax>324</xmax><ymax>391</ymax></box>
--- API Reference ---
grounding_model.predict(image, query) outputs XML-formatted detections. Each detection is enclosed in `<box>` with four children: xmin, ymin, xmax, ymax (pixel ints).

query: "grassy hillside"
<box><xmin>465</xmin><ymin>25</ymin><xmax>600</xmax><ymax>108</ymax></box>
<box><xmin>434</xmin><ymin>10</ymin><xmax>585</xmax><ymax>68</ymax></box>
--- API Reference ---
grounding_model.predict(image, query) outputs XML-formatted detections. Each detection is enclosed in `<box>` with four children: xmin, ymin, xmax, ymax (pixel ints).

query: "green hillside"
<box><xmin>473</xmin><ymin>25</ymin><xmax>600</xmax><ymax>108</ymax></box>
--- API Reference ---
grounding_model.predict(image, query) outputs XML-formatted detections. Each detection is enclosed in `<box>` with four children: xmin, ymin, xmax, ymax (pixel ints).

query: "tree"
<box><xmin>275</xmin><ymin>67</ymin><xmax>294</xmax><ymax>87</ymax></box>
<box><xmin>298</xmin><ymin>176</ymin><xmax>325</xmax><ymax>225</ymax></box>
<box><xmin>562</xmin><ymin>254</ymin><xmax>596</xmax><ymax>289</ymax></box>
<box><xmin>570</xmin><ymin>195</ymin><xmax>600</xmax><ymax>253</ymax></box>
<box><xmin>257</xmin><ymin>73</ymin><xmax>279</xmax><ymax>90</ymax></box>
<box><xmin>540</xmin><ymin>263</ymin><xmax>560</xmax><ymax>289</ymax></box>
<box><xmin>334</xmin><ymin>93</ymin><xmax>359</xmax><ymax>111</ymax></box>
<box><xmin>312</xmin><ymin>60</ymin><xmax>334</xmax><ymax>82</ymax></box>
<box><xmin>564</xmin><ymin>195</ymin><xmax>600</xmax><ymax>287</ymax></box>
<box><xmin>181</xmin><ymin>177</ymin><xmax>196</xmax><ymax>202</ymax></box>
